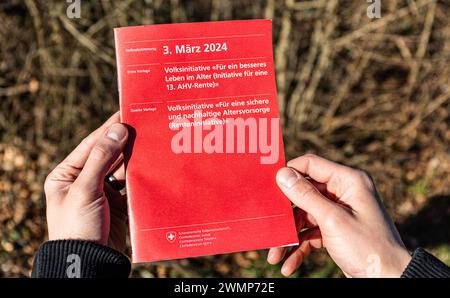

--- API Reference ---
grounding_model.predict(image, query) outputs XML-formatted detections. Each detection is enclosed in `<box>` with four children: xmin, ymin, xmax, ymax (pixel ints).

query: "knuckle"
<box><xmin>293</xmin><ymin>179</ymin><xmax>318</xmax><ymax>200</ymax></box>
<box><xmin>77</xmin><ymin>135</ymin><xmax>93</xmax><ymax>152</ymax></box>
<box><xmin>287</xmin><ymin>153</ymin><xmax>317</xmax><ymax>167</ymax></box>
<box><xmin>354</xmin><ymin>169</ymin><xmax>376</xmax><ymax>191</ymax></box>
<box><xmin>91</xmin><ymin>142</ymin><xmax>115</xmax><ymax>161</ymax></box>
<box><xmin>80</xmin><ymin>135</ymin><xmax>91</xmax><ymax>145</ymax></box>
<box><xmin>323</xmin><ymin>209</ymin><xmax>347</xmax><ymax>230</ymax></box>
<box><xmin>303</xmin><ymin>153</ymin><xmax>318</xmax><ymax>160</ymax></box>
<box><xmin>68</xmin><ymin>182</ymin><xmax>89</xmax><ymax>199</ymax></box>
<box><xmin>43</xmin><ymin>171</ymin><xmax>56</xmax><ymax>193</ymax></box>
<box><xmin>81</xmin><ymin>131</ymin><xmax>96</xmax><ymax>146</ymax></box>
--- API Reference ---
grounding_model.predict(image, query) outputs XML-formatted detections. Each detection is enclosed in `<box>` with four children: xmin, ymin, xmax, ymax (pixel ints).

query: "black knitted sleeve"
<box><xmin>402</xmin><ymin>248</ymin><xmax>450</xmax><ymax>278</ymax></box>
<box><xmin>31</xmin><ymin>240</ymin><xmax>131</xmax><ymax>278</ymax></box>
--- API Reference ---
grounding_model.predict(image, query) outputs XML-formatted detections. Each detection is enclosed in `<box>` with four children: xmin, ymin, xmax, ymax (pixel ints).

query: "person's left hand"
<box><xmin>44</xmin><ymin>112</ymin><xmax>129</xmax><ymax>252</ymax></box>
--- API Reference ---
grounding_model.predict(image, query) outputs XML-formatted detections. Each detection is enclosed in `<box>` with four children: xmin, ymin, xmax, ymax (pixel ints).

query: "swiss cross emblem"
<box><xmin>166</xmin><ymin>231</ymin><xmax>177</xmax><ymax>243</ymax></box>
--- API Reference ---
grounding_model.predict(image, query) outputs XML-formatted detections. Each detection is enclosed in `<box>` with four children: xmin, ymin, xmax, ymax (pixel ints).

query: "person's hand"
<box><xmin>44</xmin><ymin>112</ymin><xmax>129</xmax><ymax>252</ymax></box>
<box><xmin>268</xmin><ymin>154</ymin><xmax>412</xmax><ymax>277</ymax></box>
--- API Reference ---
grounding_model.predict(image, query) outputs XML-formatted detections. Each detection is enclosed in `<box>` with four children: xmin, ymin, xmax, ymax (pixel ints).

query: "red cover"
<box><xmin>114</xmin><ymin>20</ymin><xmax>298</xmax><ymax>263</ymax></box>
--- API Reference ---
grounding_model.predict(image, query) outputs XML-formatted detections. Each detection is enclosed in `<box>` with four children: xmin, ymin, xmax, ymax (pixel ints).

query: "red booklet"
<box><xmin>114</xmin><ymin>20</ymin><xmax>298</xmax><ymax>263</ymax></box>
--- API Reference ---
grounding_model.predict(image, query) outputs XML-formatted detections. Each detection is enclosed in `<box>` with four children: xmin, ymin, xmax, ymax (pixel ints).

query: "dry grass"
<box><xmin>0</xmin><ymin>0</ymin><xmax>449</xmax><ymax>277</ymax></box>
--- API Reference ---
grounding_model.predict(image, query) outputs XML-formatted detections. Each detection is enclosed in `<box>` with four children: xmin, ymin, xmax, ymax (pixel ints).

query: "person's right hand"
<box><xmin>267</xmin><ymin>154</ymin><xmax>412</xmax><ymax>278</ymax></box>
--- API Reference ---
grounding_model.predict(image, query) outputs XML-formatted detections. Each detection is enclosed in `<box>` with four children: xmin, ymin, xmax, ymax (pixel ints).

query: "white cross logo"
<box><xmin>166</xmin><ymin>231</ymin><xmax>177</xmax><ymax>243</ymax></box>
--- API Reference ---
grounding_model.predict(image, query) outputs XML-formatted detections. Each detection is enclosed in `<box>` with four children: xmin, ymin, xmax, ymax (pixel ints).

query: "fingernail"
<box><xmin>267</xmin><ymin>250</ymin><xmax>274</xmax><ymax>263</ymax></box>
<box><xmin>106</xmin><ymin>123</ymin><xmax>127</xmax><ymax>141</ymax></box>
<box><xmin>277</xmin><ymin>168</ymin><xmax>299</xmax><ymax>189</ymax></box>
<box><xmin>281</xmin><ymin>264</ymin><xmax>291</xmax><ymax>276</ymax></box>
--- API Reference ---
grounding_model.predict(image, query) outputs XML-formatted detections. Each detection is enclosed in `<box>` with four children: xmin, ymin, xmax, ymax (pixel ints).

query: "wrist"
<box><xmin>381</xmin><ymin>247</ymin><xmax>412</xmax><ymax>277</ymax></box>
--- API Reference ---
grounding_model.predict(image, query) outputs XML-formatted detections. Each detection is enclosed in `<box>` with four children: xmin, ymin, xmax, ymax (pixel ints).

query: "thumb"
<box><xmin>276</xmin><ymin>167</ymin><xmax>337</xmax><ymax>224</ymax></box>
<box><xmin>74</xmin><ymin>123</ymin><xmax>128</xmax><ymax>195</ymax></box>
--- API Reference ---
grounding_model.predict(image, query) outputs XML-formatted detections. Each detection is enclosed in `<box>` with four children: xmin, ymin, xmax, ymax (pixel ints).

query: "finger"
<box><xmin>103</xmin><ymin>155</ymin><xmax>125</xmax><ymax>196</ymax></box>
<box><xmin>62</xmin><ymin>112</ymin><xmax>120</xmax><ymax>170</ymax></box>
<box><xmin>276</xmin><ymin>167</ymin><xmax>338</xmax><ymax>224</ymax></box>
<box><xmin>308</xmin><ymin>178</ymin><xmax>327</xmax><ymax>196</ymax></box>
<box><xmin>281</xmin><ymin>228</ymin><xmax>323</xmax><ymax>276</ymax></box>
<box><xmin>74</xmin><ymin>123</ymin><xmax>128</xmax><ymax>195</ymax></box>
<box><xmin>293</xmin><ymin>207</ymin><xmax>317</xmax><ymax>230</ymax></box>
<box><xmin>287</xmin><ymin>154</ymin><xmax>355</xmax><ymax>197</ymax></box>
<box><xmin>104</xmin><ymin>182</ymin><xmax>127</xmax><ymax>219</ymax></box>
<box><xmin>109</xmin><ymin>158</ymin><xmax>125</xmax><ymax>182</ymax></box>
<box><xmin>268</xmin><ymin>208</ymin><xmax>318</xmax><ymax>265</ymax></box>
<box><xmin>267</xmin><ymin>247</ymin><xmax>287</xmax><ymax>265</ymax></box>
<box><xmin>104</xmin><ymin>158</ymin><xmax>127</xmax><ymax>209</ymax></box>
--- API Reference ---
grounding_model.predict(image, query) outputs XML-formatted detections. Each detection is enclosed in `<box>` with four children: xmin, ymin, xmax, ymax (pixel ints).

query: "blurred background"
<box><xmin>0</xmin><ymin>0</ymin><xmax>449</xmax><ymax>277</ymax></box>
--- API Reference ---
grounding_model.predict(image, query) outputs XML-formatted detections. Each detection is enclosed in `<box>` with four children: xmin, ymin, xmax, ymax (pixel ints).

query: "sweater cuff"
<box><xmin>32</xmin><ymin>240</ymin><xmax>131</xmax><ymax>278</ymax></box>
<box><xmin>401</xmin><ymin>248</ymin><xmax>450</xmax><ymax>278</ymax></box>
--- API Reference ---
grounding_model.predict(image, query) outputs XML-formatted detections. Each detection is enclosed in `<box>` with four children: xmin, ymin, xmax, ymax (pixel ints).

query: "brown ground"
<box><xmin>0</xmin><ymin>0</ymin><xmax>449</xmax><ymax>277</ymax></box>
